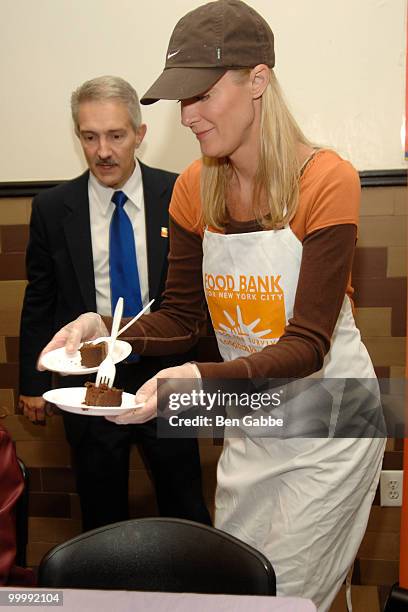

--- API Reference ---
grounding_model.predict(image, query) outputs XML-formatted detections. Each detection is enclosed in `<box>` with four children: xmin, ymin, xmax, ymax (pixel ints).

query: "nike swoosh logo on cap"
<box><xmin>167</xmin><ymin>50</ymin><xmax>181</xmax><ymax>59</ymax></box>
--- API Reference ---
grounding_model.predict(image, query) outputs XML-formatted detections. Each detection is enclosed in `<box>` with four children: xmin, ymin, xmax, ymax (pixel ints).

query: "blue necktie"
<box><xmin>109</xmin><ymin>190</ymin><xmax>143</xmax><ymax>317</ymax></box>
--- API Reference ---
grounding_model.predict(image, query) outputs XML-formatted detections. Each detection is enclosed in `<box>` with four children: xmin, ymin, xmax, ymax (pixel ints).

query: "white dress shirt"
<box><xmin>88</xmin><ymin>160</ymin><xmax>149</xmax><ymax>316</ymax></box>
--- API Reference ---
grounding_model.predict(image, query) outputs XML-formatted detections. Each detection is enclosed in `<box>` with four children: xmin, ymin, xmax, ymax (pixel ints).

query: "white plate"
<box><xmin>39</xmin><ymin>338</ymin><xmax>132</xmax><ymax>375</ymax></box>
<box><xmin>43</xmin><ymin>387</ymin><xmax>143</xmax><ymax>416</ymax></box>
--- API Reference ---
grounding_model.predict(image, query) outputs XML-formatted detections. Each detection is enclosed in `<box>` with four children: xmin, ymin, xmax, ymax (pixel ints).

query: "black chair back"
<box><xmin>38</xmin><ymin>518</ymin><xmax>276</xmax><ymax>595</ymax></box>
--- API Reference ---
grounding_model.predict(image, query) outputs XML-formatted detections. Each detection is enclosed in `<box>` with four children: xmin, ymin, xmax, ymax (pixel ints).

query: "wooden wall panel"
<box><xmin>0</xmin><ymin>198</ymin><xmax>31</xmax><ymax>225</ymax></box>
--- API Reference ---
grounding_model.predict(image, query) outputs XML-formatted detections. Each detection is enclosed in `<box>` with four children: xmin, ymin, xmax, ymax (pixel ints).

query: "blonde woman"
<box><xmin>41</xmin><ymin>1</ymin><xmax>385</xmax><ymax>609</ymax></box>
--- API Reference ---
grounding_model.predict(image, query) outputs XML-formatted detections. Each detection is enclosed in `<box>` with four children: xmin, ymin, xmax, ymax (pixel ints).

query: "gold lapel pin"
<box><xmin>161</xmin><ymin>227</ymin><xmax>168</xmax><ymax>238</ymax></box>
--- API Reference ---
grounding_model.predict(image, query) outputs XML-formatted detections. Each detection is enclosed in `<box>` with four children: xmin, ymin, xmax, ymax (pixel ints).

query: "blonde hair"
<box><xmin>200</xmin><ymin>70</ymin><xmax>312</xmax><ymax>230</ymax></box>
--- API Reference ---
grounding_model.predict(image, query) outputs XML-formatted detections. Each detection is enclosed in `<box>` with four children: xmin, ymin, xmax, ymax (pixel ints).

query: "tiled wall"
<box><xmin>353</xmin><ymin>186</ymin><xmax>406</xmax><ymax>377</ymax></box>
<box><xmin>352</xmin><ymin>185</ymin><xmax>406</xmax><ymax>596</ymax></box>
<box><xmin>0</xmin><ymin>185</ymin><xmax>406</xmax><ymax>589</ymax></box>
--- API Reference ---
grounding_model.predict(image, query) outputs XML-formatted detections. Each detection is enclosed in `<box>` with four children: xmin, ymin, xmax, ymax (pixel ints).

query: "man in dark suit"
<box><xmin>18</xmin><ymin>76</ymin><xmax>211</xmax><ymax>531</ymax></box>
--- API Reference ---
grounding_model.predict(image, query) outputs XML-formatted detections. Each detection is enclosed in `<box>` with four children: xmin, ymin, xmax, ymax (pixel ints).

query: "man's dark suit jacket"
<box><xmin>19</xmin><ymin>161</ymin><xmax>181</xmax><ymax>443</ymax></box>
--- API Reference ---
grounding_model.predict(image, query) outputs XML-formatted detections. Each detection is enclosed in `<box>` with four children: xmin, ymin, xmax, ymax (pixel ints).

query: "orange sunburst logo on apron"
<box><xmin>204</xmin><ymin>272</ymin><xmax>286</xmax><ymax>346</ymax></box>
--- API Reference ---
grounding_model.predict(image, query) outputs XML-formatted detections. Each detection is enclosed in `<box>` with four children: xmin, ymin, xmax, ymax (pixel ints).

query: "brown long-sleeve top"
<box><xmin>115</xmin><ymin>150</ymin><xmax>361</xmax><ymax>380</ymax></box>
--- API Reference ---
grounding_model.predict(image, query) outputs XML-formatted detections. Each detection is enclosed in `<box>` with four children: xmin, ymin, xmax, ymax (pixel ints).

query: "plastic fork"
<box><xmin>116</xmin><ymin>298</ymin><xmax>155</xmax><ymax>337</ymax></box>
<box><xmin>95</xmin><ymin>297</ymin><xmax>123</xmax><ymax>388</ymax></box>
<box><xmin>88</xmin><ymin>299</ymin><xmax>154</xmax><ymax>348</ymax></box>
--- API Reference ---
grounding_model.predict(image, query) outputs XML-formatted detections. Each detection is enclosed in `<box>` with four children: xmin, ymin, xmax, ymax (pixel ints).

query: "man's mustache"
<box><xmin>96</xmin><ymin>159</ymin><xmax>118</xmax><ymax>166</ymax></box>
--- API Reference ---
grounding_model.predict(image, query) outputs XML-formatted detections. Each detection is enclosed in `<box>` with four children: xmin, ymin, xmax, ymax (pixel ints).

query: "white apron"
<box><xmin>202</xmin><ymin>226</ymin><xmax>385</xmax><ymax>612</ymax></box>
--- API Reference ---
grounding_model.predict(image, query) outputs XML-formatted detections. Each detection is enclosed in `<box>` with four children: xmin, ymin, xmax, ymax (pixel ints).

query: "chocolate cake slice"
<box><xmin>83</xmin><ymin>382</ymin><xmax>123</xmax><ymax>407</ymax></box>
<box><xmin>79</xmin><ymin>341</ymin><xmax>108</xmax><ymax>367</ymax></box>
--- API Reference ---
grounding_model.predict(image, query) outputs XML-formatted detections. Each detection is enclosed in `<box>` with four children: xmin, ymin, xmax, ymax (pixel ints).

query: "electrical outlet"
<box><xmin>380</xmin><ymin>470</ymin><xmax>403</xmax><ymax>507</ymax></box>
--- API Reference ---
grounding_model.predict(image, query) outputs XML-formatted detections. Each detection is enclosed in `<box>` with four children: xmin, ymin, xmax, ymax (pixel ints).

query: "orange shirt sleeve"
<box><xmin>169</xmin><ymin>159</ymin><xmax>204</xmax><ymax>236</ymax></box>
<box><xmin>291</xmin><ymin>150</ymin><xmax>361</xmax><ymax>241</ymax></box>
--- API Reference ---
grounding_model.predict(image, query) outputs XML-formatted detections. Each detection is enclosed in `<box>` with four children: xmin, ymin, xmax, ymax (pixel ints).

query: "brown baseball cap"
<box><xmin>141</xmin><ymin>0</ymin><xmax>275</xmax><ymax>105</ymax></box>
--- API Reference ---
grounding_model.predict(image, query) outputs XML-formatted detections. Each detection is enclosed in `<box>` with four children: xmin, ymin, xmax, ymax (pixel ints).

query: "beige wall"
<box><xmin>1</xmin><ymin>0</ymin><xmax>407</xmax><ymax>181</ymax></box>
